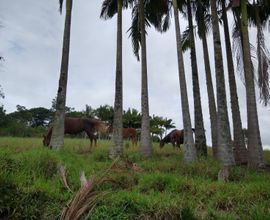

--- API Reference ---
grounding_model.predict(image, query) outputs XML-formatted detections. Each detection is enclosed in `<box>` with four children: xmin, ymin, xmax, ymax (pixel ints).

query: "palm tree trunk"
<box><xmin>210</xmin><ymin>0</ymin><xmax>235</xmax><ymax>166</ymax></box>
<box><xmin>186</xmin><ymin>0</ymin><xmax>207</xmax><ymax>157</ymax></box>
<box><xmin>139</xmin><ymin>0</ymin><xmax>152</xmax><ymax>156</ymax></box>
<box><xmin>240</xmin><ymin>0</ymin><xmax>264</xmax><ymax>169</ymax></box>
<box><xmin>109</xmin><ymin>0</ymin><xmax>123</xmax><ymax>159</ymax></box>
<box><xmin>201</xmin><ymin>31</ymin><xmax>218</xmax><ymax>158</ymax></box>
<box><xmin>221</xmin><ymin>0</ymin><xmax>247</xmax><ymax>164</ymax></box>
<box><xmin>50</xmin><ymin>0</ymin><xmax>73</xmax><ymax>149</ymax></box>
<box><xmin>172</xmin><ymin>0</ymin><xmax>196</xmax><ymax>163</ymax></box>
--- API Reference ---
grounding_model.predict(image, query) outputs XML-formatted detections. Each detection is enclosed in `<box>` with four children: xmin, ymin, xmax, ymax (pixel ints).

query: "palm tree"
<box><xmin>247</xmin><ymin>0</ymin><xmax>270</xmax><ymax>106</ymax></box>
<box><xmin>221</xmin><ymin>0</ymin><xmax>247</xmax><ymax>164</ymax></box>
<box><xmin>100</xmin><ymin>0</ymin><xmax>131</xmax><ymax>159</ymax></box>
<box><xmin>196</xmin><ymin>0</ymin><xmax>218</xmax><ymax>157</ymax></box>
<box><xmin>238</xmin><ymin>0</ymin><xmax>265</xmax><ymax>168</ymax></box>
<box><xmin>184</xmin><ymin>0</ymin><xmax>207</xmax><ymax>157</ymax></box>
<box><xmin>50</xmin><ymin>0</ymin><xmax>73</xmax><ymax>149</ymax></box>
<box><xmin>181</xmin><ymin>0</ymin><xmax>218</xmax><ymax>157</ymax></box>
<box><xmin>172</xmin><ymin>0</ymin><xmax>197</xmax><ymax>163</ymax></box>
<box><xmin>139</xmin><ymin>0</ymin><xmax>152</xmax><ymax>156</ymax></box>
<box><xmin>210</xmin><ymin>0</ymin><xmax>235</xmax><ymax>166</ymax></box>
<box><xmin>128</xmin><ymin>0</ymin><xmax>170</xmax><ymax>156</ymax></box>
<box><xmin>128</xmin><ymin>0</ymin><xmax>196</xmax><ymax>160</ymax></box>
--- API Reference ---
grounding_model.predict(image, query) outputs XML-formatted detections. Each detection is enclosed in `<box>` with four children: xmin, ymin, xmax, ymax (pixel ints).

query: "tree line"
<box><xmin>0</xmin><ymin>102</ymin><xmax>175</xmax><ymax>140</ymax></box>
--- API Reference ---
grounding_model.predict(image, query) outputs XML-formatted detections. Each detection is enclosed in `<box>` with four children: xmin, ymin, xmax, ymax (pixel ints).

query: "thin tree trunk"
<box><xmin>240</xmin><ymin>0</ymin><xmax>264</xmax><ymax>169</ymax></box>
<box><xmin>50</xmin><ymin>0</ymin><xmax>73</xmax><ymax>149</ymax></box>
<box><xmin>210</xmin><ymin>0</ymin><xmax>235</xmax><ymax>166</ymax></box>
<box><xmin>173</xmin><ymin>0</ymin><xmax>196</xmax><ymax>163</ymax></box>
<box><xmin>201</xmin><ymin>31</ymin><xmax>218</xmax><ymax>158</ymax></box>
<box><xmin>187</xmin><ymin>0</ymin><xmax>207</xmax><ymax>157</ymax></box>
<box><xmin>109</xmin><ymin>0</ymin><xmax>123</xmax><ymax>159</ymax></box>
<box><xmin>139</xmin><ymin>0</ymin><xmax>152</xmax><ymax>156</ymax></box>
<box><xmin>221</xmin><ymin>0</ymin><xmax>247</xmax><ymax>164</ymax></box>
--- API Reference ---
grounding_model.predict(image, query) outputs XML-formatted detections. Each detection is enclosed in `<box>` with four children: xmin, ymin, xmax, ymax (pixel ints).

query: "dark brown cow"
<box><xmin>160</xmin><ymin>128</ymin><xmax>195</xmax><ymax>148</ymax></box>
<box><xmin>43</xmin><ymin>117</ymin><xmax>107</xmax><ymax>148</ymax></box>
<box><xmin>123</xmin><ymin>128</ymin><xmax>137</xmax><ymax>146</ymax></box>
<box><xmin>107</xmin><ymin>126</ymin><xmax>138</xmax><ymax>146</ymax></box>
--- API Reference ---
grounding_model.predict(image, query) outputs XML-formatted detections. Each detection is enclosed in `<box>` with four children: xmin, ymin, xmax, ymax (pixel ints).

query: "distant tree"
<box><xmin>9</xmin><ymin>105</ymin><xmax>32</xmax><ymax>125</ymax></box>
<box><xmin>162</xmin><ymin>118</ymin><xmax>175</xmax><ymax>136</ymax></box>
<box><xmin>83</xmin><ymin>104</ymin><xmax>95</xmax><ymax>118</ymax></box>
<box><xmin>0</xmin><ymin>88</ymin><xmax>5</xmax><ymax>126</ymax></box>
<box><xmin>28</xmin><ymin>107</ymin><xmax>52</xmax><ymax>127</ymax></box>
<box><xmin>123</xmin><ymin>108</ymin><xmax>141</xmax><ymax>128</ymax></box>
<box><xmin>0</xmin><ymin>105</ymin><xmax>5</xmax><ymax>126</ymax></box>
<box><xmin>66</xmin><ymin>110</ymin><xmax>85</xmax><ymax>118</ymax></box>
<box><xmin>50</xmin><ymin>0</ymin><xmax>73</xmax><ymax>149</ymax></box>
<box><xmin>150</xmin><ymin>115</ymin><xmax>164</xmax><ymax>140</ymax></box>
<box><xmin>51</xmin><ymin>97</ymin><xmax>74</xmax><ymax>114</ymax></box>
<box><xmin>94</xmin><ymin>105</ymin><xmax>114</xmax><ymax>124</ymax></box>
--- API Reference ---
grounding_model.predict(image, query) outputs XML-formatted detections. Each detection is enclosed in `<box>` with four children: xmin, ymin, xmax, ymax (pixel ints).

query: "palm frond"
<box><xmin>144</xmin><ymin>0</ymin><xmax>171</xmax><ymax>33</ymax></box>
<box><xmin>59</xmin><ymin>0</ymin><xmax>64</xmax><ymax>14</ymax></box>
<box><xmin>181</xmin><ymin>26</ymin><xmax>191</xmax><ymax>53</ymax></box>
<box><xmin>127</xmin><ymin>4</ymin><xmax>141</xmax><ymax>60</ymax></box>
<box><xmin>256</xmin><ymin>20</ymin><xmax>270</xmax><ymax>106</ymax></box>
<box><xmin>195</xmin><ymin>0</ymin><xmax>212</xmax><ymax>38</ymax></box>
<box><xmin>100</xmin><ymin>0</ymin><xmax>133</xmax><ymax>19</ymax></box>
<box><xmin>100</xmin><ymin>0</ymin><xmax>117</xmax><ymax>19</ymax></box>
<box><xmin>232</xmin><ymin>24</ymin><xmax>245</xmax><ymax>83</ymax></box>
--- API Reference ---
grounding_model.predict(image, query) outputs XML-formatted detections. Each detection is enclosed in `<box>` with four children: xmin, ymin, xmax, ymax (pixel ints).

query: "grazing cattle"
<box><xmin>43</xmin><ymin>117</ymin><xmax>107</xmax><ymax>148</ymax></box>
<box><xmin>107</xmin><ymin>126</ymin><xmax>138</xmax><ymax>146</ymax></box>
<box><xmin>123</xmin><ymin>128</ymin><xmax>137</xmax><ymax>146</ymax></box>
<box><xmin>160</xmin><ymin>128</ymin><xmax>195</xmax><ymax>148</ymax></box>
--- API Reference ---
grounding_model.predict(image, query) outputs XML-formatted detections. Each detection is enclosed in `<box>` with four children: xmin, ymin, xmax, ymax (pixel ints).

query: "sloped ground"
<box><xmin>0</xmin><ymin>137</ymin><xmax>270</xmax><ymax>220</ymax></box>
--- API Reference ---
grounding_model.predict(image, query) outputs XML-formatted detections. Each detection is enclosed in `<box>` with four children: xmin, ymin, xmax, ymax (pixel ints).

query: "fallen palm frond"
<box><xmin>58</xmin><ymin>165</ymin><xmax>73</xmax><ymax>193</ymax></box>
<box><xmin>60</xmin><ymin>158</ymin><xmax>119</xmax><ymax>220</ymax></box>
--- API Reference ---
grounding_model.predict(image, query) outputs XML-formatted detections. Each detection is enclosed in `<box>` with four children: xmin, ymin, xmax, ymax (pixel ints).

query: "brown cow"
<box><xmin>123</xmin><ymin>128</ymin><xmax>137</xmax><ymax>146</ymax></box>
<box><xmin>160</xmin><ymin>128</ymin><xmax>195</xmax><ymax>148</ymax></box>
<box><xmin>43</xmin><ymin>117</ymin><xmax>107</xmax><ymax>148</ymax></box>
<box><xmin>107</xmin><ymin>126</ymin><xmax>138</xmax><ymax>146</ymax></box>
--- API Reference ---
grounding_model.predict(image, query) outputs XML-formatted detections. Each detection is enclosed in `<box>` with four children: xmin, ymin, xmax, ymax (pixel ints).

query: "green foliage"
<box><xmin>0</xmin><ymin>104</ymin><xmax>175</xmax><ymax>140</ymax></box>
<box><xmin>94</xmin><ymin>104</ymin><xmax>114</xmax><ymax>124</ymax></box>
<box><xmin>0</xmin><ymin>137</ymin><xmax>270</xmax><ymax>219</ymax></box>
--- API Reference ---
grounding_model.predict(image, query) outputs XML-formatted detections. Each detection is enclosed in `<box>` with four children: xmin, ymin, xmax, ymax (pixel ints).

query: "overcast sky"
<box><xmin>0</xmin><ymin>0</ymin><xmax>269</xmax><ymax>148</ymax></box>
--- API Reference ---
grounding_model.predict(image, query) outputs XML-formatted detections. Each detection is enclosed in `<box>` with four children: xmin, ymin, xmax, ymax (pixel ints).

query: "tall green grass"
<box><xmin>0</xmin><ymin>137</ymin><xmax>269</xmax><ymax>219</ymax></box>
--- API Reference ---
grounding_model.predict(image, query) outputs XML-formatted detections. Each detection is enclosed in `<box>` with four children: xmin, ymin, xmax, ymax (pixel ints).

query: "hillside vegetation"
<box><xmin>0</xmin><ymin>137</ymin><xmax>270</xmax><ymax>219</ymax></box>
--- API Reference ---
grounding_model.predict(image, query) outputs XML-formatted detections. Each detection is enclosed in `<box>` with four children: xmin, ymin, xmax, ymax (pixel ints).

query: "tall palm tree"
<box><xmin>181</xmin><ymin>0</ymin><xmax>218</xmax><ymax>157</ymax></box>
<box><xmin>139</xmin><ymin>0</ymin><xmax>152</xmax><ymax>156</ymax></box>
<box><xmin>196</xmin><ymin>0</ymin><xmax>218</xmax><ymax>157</ymax></box>
<box><xmin>50</xmin><ymin>0</ymin><xmax>73</xmax><ymax>149</ymax></box>
<box><xmin>100</xmin><ymin>0</ymin><xmax>131</xmax><ymax>159</ymax></box>
<box><xmin>248</xmin><ymin>0</ymin><xmax>270</xmax><ymax>106</ymax></box>
<box><xmin>221</xmin><ymin>0</ymin><xmax>247</xmax><ymax>164</ymax></box>
<box><xmin>128</xmin><ymin>0</ymin><xmax>170</xmax><ymax>156</ymax></box>
<box><xmin>185</xmin><ymin>0</ymin><xmax>207</xmax><ymax>157</ymax></box>
<box><xmin>210</xmin><ymin>0</ymin><xmax>235</xmax><ymax>165</ymax></box>
<box><xmin>238</xmin><ymin>0</ymin><xmax>265</xmax><ymax>168</ymax></box>
<box><xmin>172</xmin><ymin>0</ymin><xmax>197</xmax><ymax>163</ymax></box>
<box><xmin>129</xmin><ymin>0</ymin><xmax>196</xmax><ymax>160</ymax></box>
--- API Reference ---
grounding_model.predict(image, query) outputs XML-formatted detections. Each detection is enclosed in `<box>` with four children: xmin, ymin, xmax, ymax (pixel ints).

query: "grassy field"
<box><xmin>0</xmin><ymin>137</ymin><xmax>270</xmax><ymax>220</ymax></box>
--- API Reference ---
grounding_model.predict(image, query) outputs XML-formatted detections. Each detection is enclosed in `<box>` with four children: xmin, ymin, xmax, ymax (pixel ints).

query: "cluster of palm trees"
<box><xmin>50</xmin><ymin>0</ymin><xmax>269</xmax><ymax>169</ymax></box>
